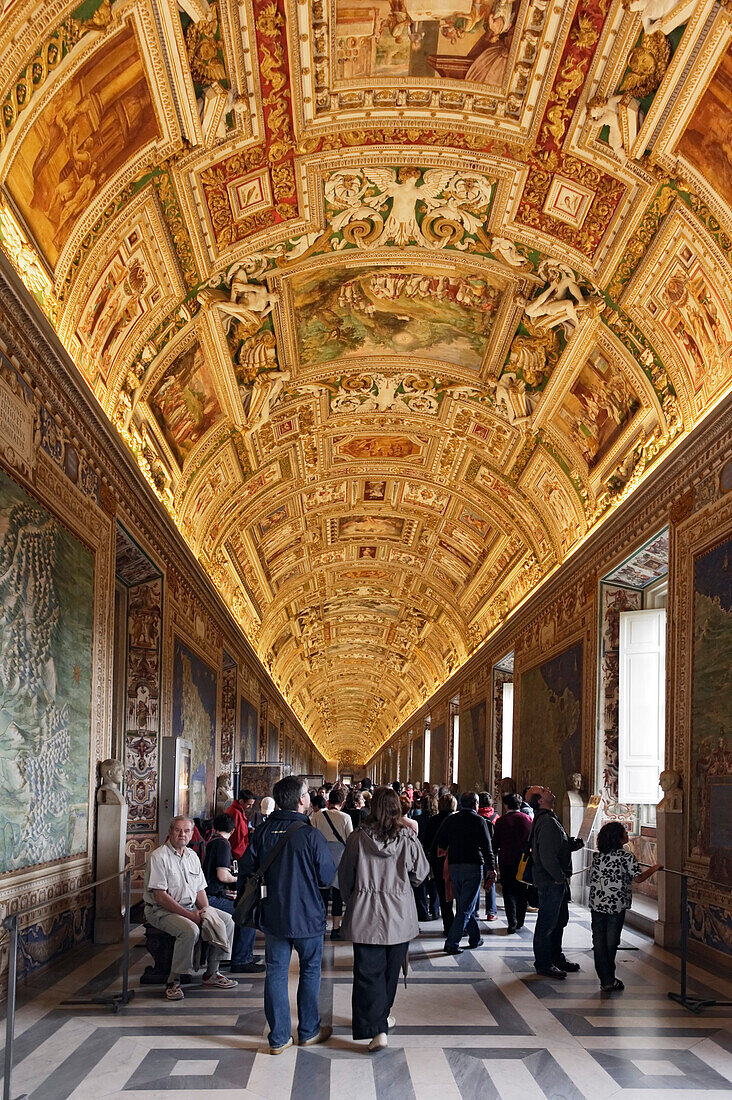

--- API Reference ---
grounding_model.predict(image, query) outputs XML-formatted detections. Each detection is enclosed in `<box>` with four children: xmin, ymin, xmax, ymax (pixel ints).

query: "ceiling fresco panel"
<box><xmin>2</xmin><ymin>0</ymin><xmax>732</xmax><ymax>758</ymax></box>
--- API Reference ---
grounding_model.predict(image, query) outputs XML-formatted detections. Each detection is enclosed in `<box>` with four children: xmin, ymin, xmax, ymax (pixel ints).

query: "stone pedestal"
<box><xmin>563</xmin><ymin>789</ymin><xmax>586</xmax><ymax>902</ymax></box>
<box><xmin>94</xmin><ymin>789</ymin><xmax>128</xmax><ymax>944</ymax></box>
<box><xmin>655</xmin><ymin>804</ymin><xmax>683</xmax><ymax>947</ymax></box>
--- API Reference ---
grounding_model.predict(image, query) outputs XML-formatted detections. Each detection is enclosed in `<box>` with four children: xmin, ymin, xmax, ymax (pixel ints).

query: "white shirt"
<box><xmin>311</xmin><ymin>807</ymin><xmax>353</xmax><ymax>844</ymax></box>
<box><xmin>144</xmin><ymin>841</ymin><xmax>207</xmax><ymax>908</ymax></box>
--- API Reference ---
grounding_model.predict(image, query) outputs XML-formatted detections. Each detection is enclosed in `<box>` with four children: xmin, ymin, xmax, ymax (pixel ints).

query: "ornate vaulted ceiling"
<box><xmin>1</xmin><ymin>0</ymin><xmax>731</xmax><ymax>761</ymax></box>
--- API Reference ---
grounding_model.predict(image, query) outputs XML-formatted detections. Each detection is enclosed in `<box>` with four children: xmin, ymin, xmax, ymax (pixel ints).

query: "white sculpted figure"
<box><xmin>491</xmin><ymin>236</ymin><xmax>528</xmax><ymax>268</ymax></box>
<box><xmin>98</xmin><ymin>758</ymin><xmax>124</xmax><ymax>805</ymax></box>
<box><xmin>587</xmin><ymin>94</ymin><xmax>637</xmax><ymax>164</ymax></box>
<box><xmin>245</xmin><ymin>367</ymin><xmax>291</xmax><ymax>432</ymax></box>
<box><xmin>623</xmin><ymin>0</ymin><xmax>694</xmax><ymax>36</ymax></box>
<box><xmin>523</xmin><ymin>261</ymin><xmax>592</xmax><ymax>335</ymax></box>
<box><xmin>494</xmin><ymin>372</ymin><xmax>536</xmax><ymax>425</ymax></box>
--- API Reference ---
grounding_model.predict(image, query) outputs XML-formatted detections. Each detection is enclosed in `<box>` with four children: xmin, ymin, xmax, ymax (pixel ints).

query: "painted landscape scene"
<box><xmin>293</xmin><ymin>264</ymin><xmax>502</xmax><ymax>371</ymax></box>
<box><xmin>0</xmin><ymin>471</ymin><xmax>93</xmax><ymax>873</ymax></box>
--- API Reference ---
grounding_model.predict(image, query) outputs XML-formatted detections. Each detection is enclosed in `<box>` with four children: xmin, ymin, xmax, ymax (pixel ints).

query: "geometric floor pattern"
<box><xmin>2</xmin><ymin>902</ymin><xmax>731</xmax><ymax>1099</ymax></box>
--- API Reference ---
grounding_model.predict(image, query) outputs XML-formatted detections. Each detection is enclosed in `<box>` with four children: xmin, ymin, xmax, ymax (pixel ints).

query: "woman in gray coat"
<box><xmin>338</xmin><ymin>785</ymin><xmax>430</xmax><ymax>1051</ymax></box>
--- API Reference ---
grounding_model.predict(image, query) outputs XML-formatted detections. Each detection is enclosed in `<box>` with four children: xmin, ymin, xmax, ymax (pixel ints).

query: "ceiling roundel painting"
<box><xmin>1</xmin><ymin>0</ymin><xmax>732</xmax><ymax>761</ymax></box>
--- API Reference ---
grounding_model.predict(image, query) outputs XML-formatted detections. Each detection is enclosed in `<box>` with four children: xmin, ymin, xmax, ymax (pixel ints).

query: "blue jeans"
<box><xmin>264</xmin><ymin>934</ymin><xmax>323</xmax><ymax>1048</ymax></box>
<box><xmin>207</xmin><ymin>896</ymin><xmax>256</xmax><ymax>965</ymax></box>
<box><xmin>533</xmin><ymin>882</ymin><xmax>569</xmax><ymax>969</ymax></box>
<box><xmin>445</xmin><ymin>863</ymin><xmax>482</xmax><ymax>949</ymax></box>
<box><xmin>485</xmin><ymin>881</ymin><xmax>497</xmax><ymax>917</ymax></box>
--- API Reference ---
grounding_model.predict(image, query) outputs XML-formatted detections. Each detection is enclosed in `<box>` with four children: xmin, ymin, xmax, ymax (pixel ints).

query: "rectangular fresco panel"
<box><xmin>292</xmin><ymin>263</ymin><xmax>503</xmax><ymax>371</ymax></box>
<box><xmin>239</xmin><ymin>695</ymin><xmax>258</xmax><ymax>762</ymax></box>
<box><xmin>430</xmin><ymin>722</ymin><xmax>447</xmax><ymax>786</ymax></box>
<box><xmin>519</xmin><ymin>642</ymin><xmax>582</xmax><ymax>800</ymax></box>
<box><xmin>0</xmin><ymin>470</ymin><xmax>93</xmax><ymax>873</ymax></box>
<box><xmin>333</xmin><ymin>0</ymin><xmax>515</xmax><ymax>85</ymax></box>
<box><xmin>267</xmin><ymin>722</ymin><xmax>279</xmax><ymax>761</ymax></box>
<box><xmin>690</xmin><ymin>537</ymin><xmax>732</xmax><ymax>886</ymax></box>
<box><xmin>556</xmin><ymin>350</ymin><xmax>640</xmax><ymax>469</ymax></box>
<box><xmin>149</xmin><ymin>342</ymin><xmax>222</xmax><ymax>467</ymax></box>
<box><xmin>677</xmin><ymin>44</ymin><xmax>732</xmax><ymax>214</ymax></box>
<box><xmin>172</xmin><ymin>639</ymin><xmax>217</xmax><ymax>818</ymax></box>
<box><xmin>5</xmin><ymin>26</ymin><xmax>160</xmax><ymax>268</ymax></box>
<box><xmin>458</xmin><ymin>699</ymin><xmax>487</xmax><ymax>792</ymax></box>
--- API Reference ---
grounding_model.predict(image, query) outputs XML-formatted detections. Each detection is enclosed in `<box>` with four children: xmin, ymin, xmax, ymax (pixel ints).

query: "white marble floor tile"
<box><xmin>485</xmin><ymin>1057</ymin><xmax>548</xmax><ymax>1099</ymax></box>
<box><xmin>405</xmin><ymin>1047</ymin><xmax>462</xmax><ymax>1098</ymax></box>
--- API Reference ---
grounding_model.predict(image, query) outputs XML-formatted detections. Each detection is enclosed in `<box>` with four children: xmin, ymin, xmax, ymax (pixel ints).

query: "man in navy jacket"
<box><xmin>239</xmin><ymin>775</ymin><xmax>336</xmax><ymax>1053</ymax></box>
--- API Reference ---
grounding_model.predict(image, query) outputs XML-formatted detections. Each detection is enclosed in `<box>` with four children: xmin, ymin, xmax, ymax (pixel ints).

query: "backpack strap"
<box><xmin>322</xmin><ymin>810</ymin><xmax>346</xmax><ymax>845</ymax></box>
<box><xmin>258</xmin><ymin>820</ymin><xmax>307</xmax><ymax>876</ymax></box>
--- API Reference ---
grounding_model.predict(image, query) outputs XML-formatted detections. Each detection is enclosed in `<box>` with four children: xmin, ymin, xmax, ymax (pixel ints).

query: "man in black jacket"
<box><xmin>435</xmin><ymin>792</ymin><xmax>495</xmax><ymax>954</ymax></box>
<box><xmin>527</xmin><ymin>785</ymin><xmax>584</xmax><ymax>978</ymax></box>
<box><xmin>240</xmin><ymin>776</ymin><xmax>336</xmax><ymax>1053</ymax></box>
<box><xmin>422</xmin><ymin>793</ymin><xmax>457</xmax><ymax>934</ymax></box>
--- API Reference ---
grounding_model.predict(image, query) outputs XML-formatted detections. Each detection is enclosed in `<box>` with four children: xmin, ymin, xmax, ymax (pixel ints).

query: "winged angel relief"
<box><xmin>324</xmin><ymin>167</ymin><xmax>494</xmax><ymax>249</ymax></box>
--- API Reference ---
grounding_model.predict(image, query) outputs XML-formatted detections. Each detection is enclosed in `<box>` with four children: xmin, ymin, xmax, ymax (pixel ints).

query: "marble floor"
<box><xmin>2</xmin><ymin>902</ymin><xmax>732</xmax><ymax>1100</ymax></box>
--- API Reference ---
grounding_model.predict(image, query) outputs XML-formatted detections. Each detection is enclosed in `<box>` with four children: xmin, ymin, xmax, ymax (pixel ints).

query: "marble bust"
<box><xmin>98</xmin><ymin>759</ymin><xmax>124</xmax><ymax>805</ymax></box>
<box><xmin>658</xmin><ymin>769</ymin><xmax>682</xmax><ymax>813</ymax></box>
<box><xmin>568</xmin><ymin>772</ymin><xmax>584</xmax><ymax>793</ymax></box>
<box><xmin>216</xmin><ymin>772</ymin><xmax>234</xmax><ymax>811</ymax></box>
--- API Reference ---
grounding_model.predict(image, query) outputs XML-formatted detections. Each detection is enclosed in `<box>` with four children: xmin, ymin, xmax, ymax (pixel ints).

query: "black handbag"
<box><xmin>234</xmin><ymin>820</ymin><xmax>306</xmax><ymax>927</ymax></box>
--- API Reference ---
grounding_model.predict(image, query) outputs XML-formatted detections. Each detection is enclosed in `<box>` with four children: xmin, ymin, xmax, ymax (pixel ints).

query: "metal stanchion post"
<box><xmin>119</xmin><ymin>870</ymin><xmax>134</xmax><ymax>1010</ymax></box>
<box><xmin>668</xmin><ymin>872</ymin><xmax>732</xmax><ymax>1014</ymax></box>
<box><xmin>3</xmin><ymin>914</ymin><xmax>29</xmax><ymax>1100</ymax></box>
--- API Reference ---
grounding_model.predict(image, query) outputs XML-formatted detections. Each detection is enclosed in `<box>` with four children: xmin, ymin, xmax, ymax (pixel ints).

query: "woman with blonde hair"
<box><xmin>339</xmin><ymin>786</ymin><xmax>430</xmax><ymax>1051</ymax></box>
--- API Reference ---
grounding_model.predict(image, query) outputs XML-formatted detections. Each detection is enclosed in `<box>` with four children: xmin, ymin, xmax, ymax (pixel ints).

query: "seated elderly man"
<box><xmin>144</xmin><ymin>815</ymin><xmax>239</xmax><ymax>1001</ymax></box>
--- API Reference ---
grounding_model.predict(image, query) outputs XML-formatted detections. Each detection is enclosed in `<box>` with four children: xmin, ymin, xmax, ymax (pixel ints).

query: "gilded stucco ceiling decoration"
<box><xmin>1</xmin><ymin>0</ymin><xmax>731</xmax><ymax>761</ymax></box>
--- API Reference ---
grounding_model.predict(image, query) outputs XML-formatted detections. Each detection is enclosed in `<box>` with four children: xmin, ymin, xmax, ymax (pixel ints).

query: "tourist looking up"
<box><xmin>339</xmin><ymin>786</ymin><xmax>430</xmax><ymax>1051</ymax></box>
<box><xmin>239</xmin><ymin>776</ymin><xmax>336</xmax><ymax>1054</ymax></box>
<box><xmin>527</xmin><ymin>785</ymin><xmax>584</xmax><ymax>978</ymax></box>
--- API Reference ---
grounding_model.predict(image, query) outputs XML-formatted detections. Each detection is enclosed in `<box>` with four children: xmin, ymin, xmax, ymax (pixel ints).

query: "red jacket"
<box><xmin>478</xmin><ymin>806</ymin><xmax>500</xmax><ymax>832</ymax></box>
<box><xmin>224</xmin><ymin>800</ymin><xmax>250</xmax><ymax>859</ymax></box>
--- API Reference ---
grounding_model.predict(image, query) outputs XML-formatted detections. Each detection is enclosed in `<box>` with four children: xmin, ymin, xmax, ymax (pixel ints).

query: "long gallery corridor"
<box><xmin>6</xmin><ymin>906</ymin><xmax>732</xmax><ymax>1100</ymax></box>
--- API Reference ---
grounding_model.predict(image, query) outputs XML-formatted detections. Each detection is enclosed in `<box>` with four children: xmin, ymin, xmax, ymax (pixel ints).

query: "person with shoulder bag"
<box><xmin>338</xmin><ymin>786</ymin><xmax>430</xmax><ymax>1052</ymax></box>
<box><xmin>310</xmin><ymin>785</ymin><xmax>353</xmax><ymax>940</ymax></box>
<box><xmin>238</xmin><ymin>776</ymin><xmax>336</xmax><ymax>1054</ymax></box>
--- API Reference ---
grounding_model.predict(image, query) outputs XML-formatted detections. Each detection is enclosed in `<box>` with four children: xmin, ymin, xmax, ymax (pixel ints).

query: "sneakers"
<box><xmin>230</xmin><ymin>960</ymin><xmax>266</xmax><ymax>973</ymax></box>
<box><xmin>486</xmin><ymin>914</ymin><xmax>498</xmax><ymax>921</ymax></box>
<box><xmin>387</xmin><ymin>1015</ymin><xmax>396</xmax><ymax>1029</ymax></box>
<box><xmin>443</xmin><ymin>944</ymin><xmax>463</xmax><ymax>955</ymax></box>
<box><xmin>368</xmin><ymin>1033</ymin><xmax>388</xmax><ymax>1052</ymax></box>
<box><xmin>467</xmin><ymin>938</ymin><xmax>484</xmax><ymax>949</ymax></box>
<box><xmin>165</xmin><ymin>981</ymin><xmax>184</xmax><ymax>1001</ymax></box>
<box><xmin>299</xmin><ymin>1026</ymin><xmax>332</xmax><ymax>1047</ymax></box>
<box><xmin>269</xmin><ymin>1037</ymin><xmax>294</xmax><ymax>1055</ymax></box>
<box><xmin>202</xmin><ymin>972</ymin><xmax>238</xmax><ymax>989</ymax></box>
<box><xmin>601</xmin><ymin>978</ymin><xmax>625</xmax><ymax>992</ymax></box>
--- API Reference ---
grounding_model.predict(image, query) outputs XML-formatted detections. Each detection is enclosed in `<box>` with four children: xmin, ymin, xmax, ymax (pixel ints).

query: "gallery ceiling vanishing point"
<box><xmin>1</xmin><ymin>0</ymin><xmax>731</xmax><ymax>762</ymax></box>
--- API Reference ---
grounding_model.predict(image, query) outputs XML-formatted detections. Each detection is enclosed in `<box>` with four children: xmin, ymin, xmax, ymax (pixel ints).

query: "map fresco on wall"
<box><xmin>5</xmin><ymin>26</ymin><xmax>159</xmax><ymax>268</ymax></box>
<box><xmin>556</xmin><ymin>351</ymin><xmax>640</xmax><ymax>470</ymax></box>
<box><xmin>149</xmin><ymin>342</ymin><xmax>222</xmax><ymax>468</ymax></box>
<box><xmin>333</xmin><ymin>0</ymin><xmax>515</xmax><ymax>85</ymax></box>
<box><xmin>458</xmin><ymin>699</ymin><xmax>487</xmax><ymax>791</ymax></box>
<box><xmin>690</xmin><ymin>537</ymin><xmax>732</xmax><ymax>886</ymax></box>
<box><xmin>172</xmin><ymin>639</ymin><xmax>217</xmax><ymax>818</ymax></box>
<box><xmin>293</xmin><ymin>264</ymin><xmax>503</xmax><ymax>371</ymax></box>
<box><xmin>430</xmin><ymin>721</ymin><xmax>447</xmax><ymax>784</ymax></box>
<box><xmin>0</xmin><ymin>471</ymin><xmax>93</xmax><ymax>873</ymax></box>
<box><xmin>519</xmin><ymin>642</ymin><xmax>582</xmax><ymax>799</ymax></box>
<box><xmin>239</xmin><ymin>696</ymin><xmax>258</xmax><ymax>762</ymax></box>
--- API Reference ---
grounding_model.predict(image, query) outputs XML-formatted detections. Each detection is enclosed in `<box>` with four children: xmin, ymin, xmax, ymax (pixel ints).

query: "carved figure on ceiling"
<box><xmin>493</xmin><ymin>371</ymin><xmax>537</xmax><ymax>425</ymax></box>
<box><xmin>523</xmin><ymin>262</ymin><xmax>600</xmax><ymax>335</ymax></box>
<box><xmin>587</xmin><ymin>94</ymin><xmax>639</xmax><ymax>164</ymax></box>
<box><xmin>324</xmin><ymin>166</ymin><xmax>492</xmax><ymax>249</ymax></box>
<box><xmin>490</xmin><ymin>236</ymin><xmax>529</xmax><ymax>268</ymax></box>
<box><xmin>244</xmin><ymin>367</ymin><xmax>291</xmax><ymax>433</ymax></box>
<box><xmin>622</xmin><ymin>0</ymin><xmax>695</xmax><ymax>37</ymax></box>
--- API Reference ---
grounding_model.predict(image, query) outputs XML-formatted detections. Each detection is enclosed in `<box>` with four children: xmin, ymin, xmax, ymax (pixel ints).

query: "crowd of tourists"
<box><xmin>143</xmin><ymin>775</ymin><xmax>662</xmax><ymax>1053</ymax></box>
